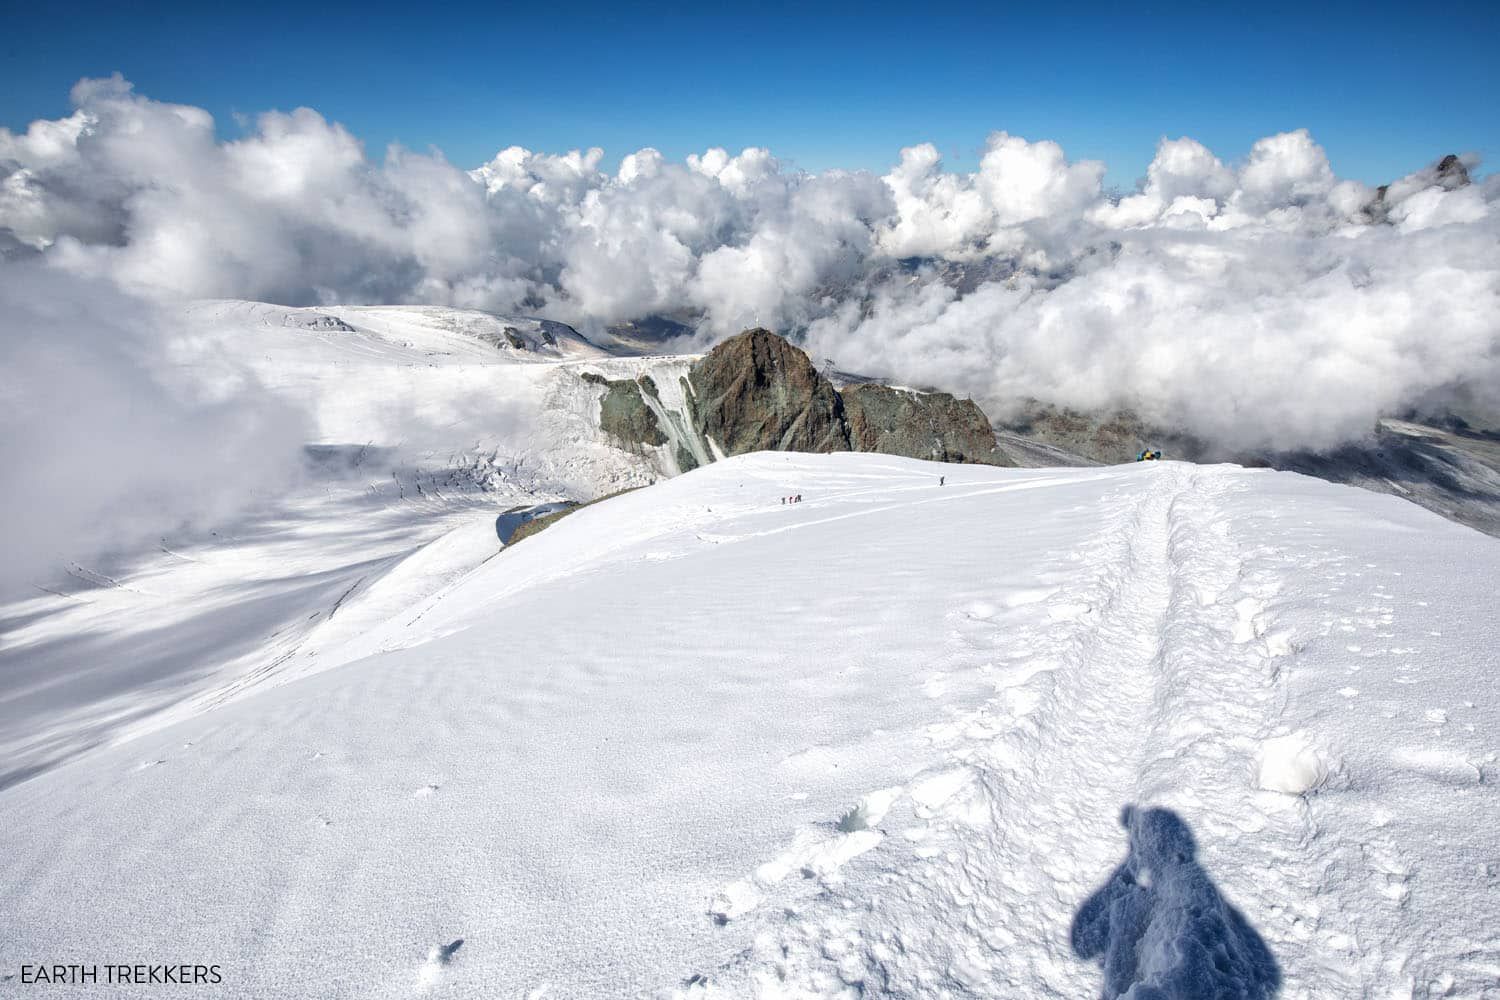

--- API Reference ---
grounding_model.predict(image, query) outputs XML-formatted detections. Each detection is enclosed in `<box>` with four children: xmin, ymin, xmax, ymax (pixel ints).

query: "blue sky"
<box><xmin>3</xmin><ymin>0</ymin><xmax>1496</xmax><ymax>188</ymax></box>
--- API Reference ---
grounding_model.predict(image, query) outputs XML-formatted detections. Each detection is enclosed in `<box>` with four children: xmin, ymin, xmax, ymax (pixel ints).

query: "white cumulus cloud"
<box><xmin>2</xmin><ymin>75</ymin><xmax>1497</xmax><ymax>456</ymax></box>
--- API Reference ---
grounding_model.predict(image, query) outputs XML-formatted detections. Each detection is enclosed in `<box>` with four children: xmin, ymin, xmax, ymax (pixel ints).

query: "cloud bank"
<box><xmin>3</xmin><ymin>74</ymin><xmax>1498</xmax><ymax>454</ymax></box>
<box><xmin>0</xmin><ymin>264</ymin><xmax>305</xmax><ymax>596</ymax></box>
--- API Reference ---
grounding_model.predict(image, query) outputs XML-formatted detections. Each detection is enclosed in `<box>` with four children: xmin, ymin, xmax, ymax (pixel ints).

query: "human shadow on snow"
<box><xmin>1071</xmin><ymin>806</ymin><xmax>1280</xmax><ymax>1000</ymax></box>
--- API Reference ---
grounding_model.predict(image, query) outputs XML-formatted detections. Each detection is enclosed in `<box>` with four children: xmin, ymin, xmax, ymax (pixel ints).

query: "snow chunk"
<box><xmin>708</xmin><ymin>880</ymin><xmax>760</xmax><ymax>924</ymax></box>
<box><xmin>1255</xmin><ymin>734</ymin><xmax>1332</xmax><ymax>794</ymax></box>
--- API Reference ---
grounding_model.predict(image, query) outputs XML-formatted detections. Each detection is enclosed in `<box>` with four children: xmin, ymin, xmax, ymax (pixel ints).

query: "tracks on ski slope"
<box><xmin>693</xmin><ymin>464</ymin><xmax>1304</xmax><ymax>997</ymax></box>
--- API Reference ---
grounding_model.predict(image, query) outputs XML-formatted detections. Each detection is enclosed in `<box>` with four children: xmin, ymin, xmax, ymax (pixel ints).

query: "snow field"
<box><xmin>1</xmin><ymin>455</ymin><xmax>1497</xmax><ymax>999</ymax></box>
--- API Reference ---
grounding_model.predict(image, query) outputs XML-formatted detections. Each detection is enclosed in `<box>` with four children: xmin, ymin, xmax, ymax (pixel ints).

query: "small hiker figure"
<box><xmin>940</xmin><ymin>475</ymin><xmax>945</xmax><ymax>486</ymax></box>
<box><xmin>781</xmin><ymin>497</ymin><xmax>786</xmax><ymax>505</ymax></box>
<box><xmin>795</xmin><ymin>494</ymin><xmax>802</xmax><ymax>503</ymax></box>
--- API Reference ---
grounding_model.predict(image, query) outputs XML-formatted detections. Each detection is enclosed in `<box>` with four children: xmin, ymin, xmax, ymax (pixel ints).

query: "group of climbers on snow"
<box><xmin>769</xmin><ymin>454</ymin><xmax>1150</xmax><ymax>509</ymax></box>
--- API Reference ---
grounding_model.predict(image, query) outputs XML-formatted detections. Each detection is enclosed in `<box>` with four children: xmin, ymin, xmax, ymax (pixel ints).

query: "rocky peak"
<box><xmin>686</xmin><ymin>328</ymin><xmax>851</xmax><ymax>455</ymax></box>
<box><xmin>1434</xmin><ymin>154</ymin><xmax>1471</xmax><ymax>190</ymax></box>
<box><xmin>585</xmin><ymin>328</ymin><xmax>1013</xmax><ymax>470</ymax></box>
<box><xmin>1365</xmin><ymin>153</ymin><xmax>1471</xmax><ymax>223</ymax></box>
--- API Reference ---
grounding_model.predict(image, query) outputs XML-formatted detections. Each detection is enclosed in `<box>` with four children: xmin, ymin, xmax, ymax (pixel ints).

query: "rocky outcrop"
<box><xmin>993</xmin><ymin>403</ymin><xmax>1208</xmax><ymax>466</ymax></box>
<box><xmin>686</xmin><ymin>328</ymin><xmax>851</xmax><ymax>455</ymax></box>
<box><xmin>286</xmin><ymin>312</ymin><xmax>355</xmax><ymax>332</ymax></box>
<box><xmin>502</xmin><ymin>488</ymin><xmax>644</xmax><ymax>548</ymax></box>
<box><xmin>842</xmin><ymin>383</ymin><xmax>1004</xmax><ymax>464</ymax></box>
<box><xmin>1363</xmin><ymin>153</ymin><xmax>1471</xmax><ymax>224</ymax></box>
<box><xmin>473</xmin><ymin>316</ymin><xmax>584</xmax><ymax>355</ymax></box>
<box><xmin>581</xmin><ymin>372</ymin><xmax>667</xmax><ymax>451</ymax></box>
<box><xmin>992</xmin><ymin>402</ymin><xmax>1500</xmax><ymax>539</ymax></box>
<box><xmin>585</xmin><ymin>328</ymin><xmax>1012</xmax><ymax>470</ymax></box>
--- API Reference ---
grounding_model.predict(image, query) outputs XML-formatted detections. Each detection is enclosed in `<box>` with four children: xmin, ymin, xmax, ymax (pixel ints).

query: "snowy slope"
<box><xmin>176</xmin><ymin>299</ymin><xmax>695</xmax><ymax>492</ymax></box>
<box><xmin>2</xmin><ymin>301</ymin><xmax>682</xmax><ymax>789</ymax></box>
<box><xmin>3</xmin><ymin>455</ymin><xmax>1497</xmax><ymax>999</ymax></box>
<box><xmin>0</xmin><ymin>486</ymin><xmax>505</xmax><ymax>790</ymax></box>
<box><xmin>183</xmin><ymin>300</ymin><xmax>608</xmax><ymax>363</ymax></box>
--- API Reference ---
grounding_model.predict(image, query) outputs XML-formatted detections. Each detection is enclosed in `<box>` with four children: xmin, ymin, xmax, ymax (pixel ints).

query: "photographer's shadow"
<box><xmin>1070</xmin><ymin>806</ymin><xmax>1280</xmax><ymax>1000</ymax></box>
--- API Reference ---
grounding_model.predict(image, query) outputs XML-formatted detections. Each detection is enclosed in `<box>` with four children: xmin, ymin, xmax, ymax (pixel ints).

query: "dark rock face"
<box><xmin>1363</xmin><ymin>153</ymin><xmax>1470</xmax><ymax>223</ymax></box>
<box><xmin>687</xmin><ymin>328</ymin><xmax>851</xmax><ymax>455</ymax></box>
<box><xmin>1434</xmin><ymin>154</ymin><xmax>1471</xmax><ymax>190</ymax></box>
<box><xmin>581</xmin><ymin>372</ymin><xmax>667</xmax><ymax>451</ymax></box>
<box><xmin>993</xmin><ymin>402</ymin><xmax>1500</xmax><ymax>539</ymax></box>
<box><xmin>588</xmin><ymin>328</ymin><xmax>1012</xmax><ymax>469</ymax></box>
<box><xmin>289</xmin><ymin>313</ymin><xmax>355</xmax><ymax>332</ymax></box>
<box><xmin>1257</xmin><ymin>420</ymin><xmax>1500</xmax><ymax>538</ymax></box>
<box><xmin>994</xmin><ymin>404</ymin><xmax>1208</xmax><ymax>466</ymax></box>
<box><xmin>842</xmin><ymin>383</ymin><xmax>1005</xmax><ymax>464</ymax></box>
<box><xmin>674</xmin><ymin>443</ymin><xmax>700</xmax><ymax>473</ymax></box>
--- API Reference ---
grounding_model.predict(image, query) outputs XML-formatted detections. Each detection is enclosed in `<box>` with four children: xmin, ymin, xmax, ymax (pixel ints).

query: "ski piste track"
<box><xmin>692</xmin><ymin>464</ymin><xmax>1487</xmax><ymax>998</ymax></box>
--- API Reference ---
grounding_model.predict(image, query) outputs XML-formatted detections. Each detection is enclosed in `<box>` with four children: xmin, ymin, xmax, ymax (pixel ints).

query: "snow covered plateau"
<box><xmin>2</xmin><ymin>303</ymin><xmax>1499</xmax><ymax>999</ymax></box>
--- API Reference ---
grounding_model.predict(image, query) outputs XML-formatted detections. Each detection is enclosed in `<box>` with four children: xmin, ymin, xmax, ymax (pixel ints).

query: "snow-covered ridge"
<box><xmin>183</xmin><ymin>299</ymin><xmax>609</xmax><ymax>363</ymax></box>
<box><xmin>2</xmin><ymin>454</ymin><xmax>1497</xmax><ymax>998</ymax></box>
<box><xmin>174</xmin><ymin>298</ymin><xmax>697</xmax><ymax>493</ymax></box>
<box><xmin>9</xmin><ymin>295</ymin><xmax>1498</xmax><ymax>800</ymax></box>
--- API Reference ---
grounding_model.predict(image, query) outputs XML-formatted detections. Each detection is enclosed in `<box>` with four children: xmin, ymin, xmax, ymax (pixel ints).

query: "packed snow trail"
<box><xmin>696</xmin><ymin>464</ymin><xmax>1251</xmax><ymax>994</ymax></box>
<box><xmin>1</xmin><ymin>455</ymin><xmax>1497</xmax><ymax>999</ymax></box>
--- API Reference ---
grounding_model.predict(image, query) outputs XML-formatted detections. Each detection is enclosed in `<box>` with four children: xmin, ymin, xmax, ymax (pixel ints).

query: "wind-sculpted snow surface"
<box><xmin>1</xmin><ymin>455</ymin><xmax>1497</xmax><ymax>998</ymax></box>
<box><xmin>0</xmin><ymin>297</ymin><xmax>671</xmax><ymax>786</ymax></box>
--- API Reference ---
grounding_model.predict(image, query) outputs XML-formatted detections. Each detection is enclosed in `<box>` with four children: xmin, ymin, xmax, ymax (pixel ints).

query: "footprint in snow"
<box><xmin>1390</xmin><ymin>747</ymin><xmax>1483</xmax><ymax>787</ymax></box>
<box><xmin>417</xmin><ymin>938</ymin><xmax>464</xmax><ymax>990</ymax></box>
<box><xmin>711</xmin><ymin>788</ymin><xmax>901</xmax><ymax>924</ymax></box>
<box><xmin>1232</xmin><ymin>597</ymin><xmax>1268</xmax><ymax>644</ymax></box>
<box><xmin>708</xmin><ymin>880</ymin><xmax>761</xmax><ymax>924</ymax></box>
<box><xmin>961</xmin><ymin>600</ymin><xmax>999</xmax><ymax>620</ymax></box>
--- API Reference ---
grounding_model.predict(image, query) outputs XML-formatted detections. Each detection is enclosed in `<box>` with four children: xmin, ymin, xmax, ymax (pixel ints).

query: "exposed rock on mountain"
<box><xmin>1433</xmin><ymin>153</ymin><xmax>1471</xmax><ymax>188</ymax></box>
<box><xmin>993</xmin><ymin>402</ymin><xmax>1500</xmax><ymax>538</ymax></box>
<box><xmin>686</xmin><ymin>328</ymin><xmax>851</xmax><ymax>455</ymax></box>
<box><xmin>580</xmin><ymin>372</ymin><xmax>667</xmax><ymax>452</ymax></box>
<box><xmin>1362</xmin><ymin>153</ymin><xmax>1472</xmax><ymax>224</ymax></box>
<box><xmin>1261</xmin><ymin>419</ymin><xmax>1500</xmax><ymax>538</ymax></box>
<box><xmin>285</xmin><ymin>312</ymin><xmax>356</xmax><ymax>332</ymax></box>
<box><xmin>472</xmin><ymin>317</ymin><xmax>579</xmax><ymax>354</ymax></box>
<box><xmin>842</xmin><ymin>383</ymin><xmax>1004</xmax><ymax>464</ymax></box>
<box><xmin>581</xmin><ymin>328</ymin><xmax>1013</xmax><ymax>473</ymax></box>
<box><xmin>992</xmin><ymin>404</ymin><xmax>1207</xmax><ymax>467</ymax></box>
